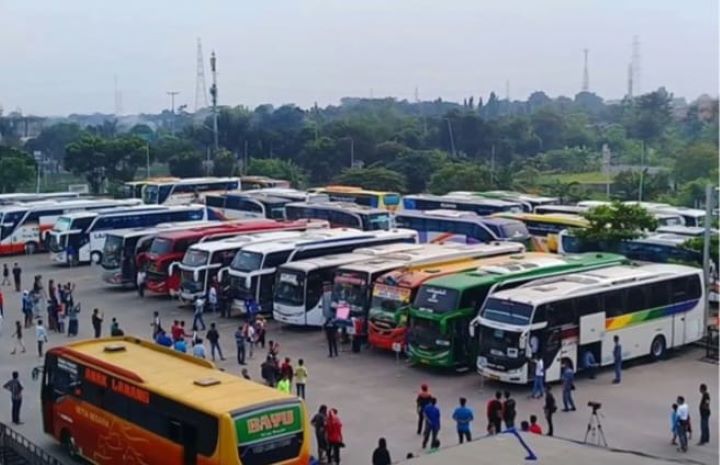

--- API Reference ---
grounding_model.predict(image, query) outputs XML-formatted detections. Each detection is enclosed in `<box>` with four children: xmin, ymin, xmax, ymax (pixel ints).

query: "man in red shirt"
<box><xmin>171</xmin><ymin>320</ymin><xmax>184</xmax><ymax>342</ymax></box>
<box><xmin>486</xmin><ymin>391</ymin><xmax>503</xmax><ymax>434</ymax></box>
<box><xmin>529</xmin><ymin>415</ymin><xmax>543</xmax><ymax>435</ymax></box>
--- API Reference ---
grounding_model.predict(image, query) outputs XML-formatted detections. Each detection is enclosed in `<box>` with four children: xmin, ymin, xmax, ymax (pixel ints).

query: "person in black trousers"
<box><xmin>91</xmin><ymin>309</ymin><xmax>103</xmax><ymax>338</ymax></box>
<box><xmin>503</xmin><ymin>391</ymin><xmax>517</xmax><ymax>429</ymax></box>
<box><xmin>698</xmin><ymin>383</ymin><xmax>711</xmax><ymax>445</ymax></box>
<box><xmin>3</xmin><ymin>371</ymin><xmax>23</xmax><ymax>425</ymax></box>
<box><xmin>544</xmin><ymin>384</ymin><xmax>557</xmax><ymax>436</ymax></box>
<box><xmin>325</xmin><ymin>318</ymin><xmax>338</xmax><ymax>357</ymax></box>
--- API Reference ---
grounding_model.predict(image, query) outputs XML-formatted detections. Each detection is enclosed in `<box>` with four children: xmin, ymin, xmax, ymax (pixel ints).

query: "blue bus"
<box><xmin>394</xmin><ymin>209</ymin><xmax>529</xmax><ymax>244</ymax></box>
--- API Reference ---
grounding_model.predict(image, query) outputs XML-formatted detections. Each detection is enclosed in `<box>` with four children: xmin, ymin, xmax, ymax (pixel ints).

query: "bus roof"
<box><xmin>417</xmin><ymin>252</ymin><xmax>627</xmax><ymax>291</ymax></box>
<box><xmin>56</xmin><ymin>337</ymin><xmax>293</xmax><ymax>415</ymax></box>
<box><xmin>404</xmin><ymin>194</ymin><xmax>521</xmax><ymax>208</ymax></box>
<box><xmin>533</xmin><ymin>205</ymin><xmax>588</xmax><ymax>215</ymax></box>
<box><xmin>318</xmin><ymin>185</ymin><xmax>398</xmax><ymax>195</ymax></box>
<box><xmin>153</xmin><ymin>219</ymin><xmax>327</xmax><ymax>242</ymax></box>
<box><xmin>143</xmin><ymin>176</ymin><xmax>240</xmax><ymax>186</ymax></box>
<box><xmin>656</xmin><ymin>225</ymin><xmax>715</xmax><ymax>237</ymax></box>
<box><xmin>492</xmin><ymin>212</ymin><xmax>589</xmax><ymax>226</ymax></box>
<box><xmin>104</xmin><ymin>221</ymin><xmax>219</xmax><ymax>240</ymax></box>
<box><xmin>59</xmin><ymin>204</ymin><xmax>199</xmax><ymax>220</ymax></box>
<box><xmin>286</xmin><ymin>201</ymin><xmax>388</xmax><ymax>215</ymax></box>
<box><xmin>481</xmin><ymin>190</ymin><xmax>559</xmax><ymax>204</ymax></box>
<box><xmin>0</xmin><ymin>198</ymin><xmax>142</xmax><ymax>213</ymax></box>
<box><xmin>490</xmin><ymin>263</ymin><xmax>700</xmax><ymax>307</ymax></box>
<box><xmin>187</xmin><ymin>231</ymin><xmax>307</xmax><ymax>253</ymax></box>
<box><xmin>654</xmin><ymin>206</ymin><xmax>706</xmax><ymax>218</ymax></box>
<box><xmin>278</xmin><ymin>243</ymin><xmax>421</xmax><ymax>273</ymax></box>
<box><xmin>212</xmin><ymin>192</ymin><xmax>293</xmax><ymax>206</ymax></box>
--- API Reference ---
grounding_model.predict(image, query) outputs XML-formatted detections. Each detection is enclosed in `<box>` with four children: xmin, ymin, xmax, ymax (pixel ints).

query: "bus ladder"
<box><xmin>0</xmin><ymin>423</ymin><xmax>68</xmax><ymax>465</ymax></box>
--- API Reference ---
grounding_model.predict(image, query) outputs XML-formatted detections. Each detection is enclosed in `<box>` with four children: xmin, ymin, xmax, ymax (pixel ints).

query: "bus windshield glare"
<box><xmin>367</xmin><ymin>213</ymin><xmax>391</xmax><ymax>231</ymax></box>
<box><xmin>182</xmin><ymin>249</ymin><xmax>209</xmax><ymax>267</ymax></box>
<box><xmin>409</xmin><ymin>318</ymin><xmax>446</xmax><ymax>348</ymax></box>
<box><xmin>333</xmin><ymin>272</ymin><xmax>367</xmax><ymax>309</ymax></box>
<box><xmin>482</xmin><ymin>298</ymin><xmax>534</xmax><ymax>325</ymax></box>
<box><xmin>231</xmin><ymin>251</ymin><xmax>263</xmax><ymax>272</ymax></box>
<box><xmin>384</xmin><ymin>194</ymin><xmax>400</xmax><ymax>206</ymax></box>
<box><xmin>149</xmin><ymin>237</ymin><xmax>174</xmax><ymax>255</ymax></box>
<box><xmin>54</xmin><ymin>217</ymin><xmax>73</xmax><ymax>232</ymax></box>
<box><xmin>274</xmin><ymin>271</ymin><xmax>305</xmax><ymax>306</ymax></box>
<box><xmin>414</xmin><ymin>286</ymin><xmax>459</xmax><ymax>314</ymax></box>
<box><xmin>102</xmin><ymin>235</ymin><xmax>124</xmax><ymax>268</ymax></box>
<box><xmin>371</xmin><ymin>284</ymin><xmax>411</xmax><ymax>314</ymax></box>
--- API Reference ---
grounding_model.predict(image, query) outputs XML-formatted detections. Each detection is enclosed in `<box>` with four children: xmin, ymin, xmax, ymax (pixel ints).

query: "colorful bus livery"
<box><xmin>311</xmin><ymin>185</ymin><xmax>401</xmax><ymax>212</ymax></box>
<box><xmin>475</xmin><ymin>264</ymin><xmax>704</xmax><ymax>384</ymax></box>
<box><xmin>402</xmin><ymin>194</ymin><xmax>523</xmax><ymax>216</ymax></box>
<box><xmin>142</xmin><ymin>177</ymin><xmax>240</xmax><ymax>205</ymax></box>
<box><xmin>492</xmin><ymin>212</ymin><xmax>588</xmax><ymax>253</ymax></box>
<box><xmin>41</xmin><ymin>337</ymin><xmax>310</xmax><ymax>465</ymax></box>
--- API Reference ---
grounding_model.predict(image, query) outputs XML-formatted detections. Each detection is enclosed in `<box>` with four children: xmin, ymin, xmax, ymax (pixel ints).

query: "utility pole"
<box><xmin>581</xmin><ymin>48</ymin><xmax>590</xmax><ymax>92</ymax></box>
<box><xmin>145</xmin><ymin>144</ymin><xmax>151</xmax><ymax>178</ymax></box>
<box><xmin>638</xmin><ymin>140</ymin><xmax>646</xmax><ymax>201</ymax></box>
<box><xmin>210</xmin><ymin>51</ymin><xmax>219</xmax><ymax>155</ymax></box>
<box><xmin>167</xmin><ymin>91</ymin><xmax>179</xmax><ymax>135</ymax></box>
<box><xmin>702</xmin><ymin>184</ymin><xmax>714</xmax><ymax>337</ymax></box>
<box><xmin>446</xmin><ymin>118</ymin><xmax>456</xmax><ymax>156</ymax></box>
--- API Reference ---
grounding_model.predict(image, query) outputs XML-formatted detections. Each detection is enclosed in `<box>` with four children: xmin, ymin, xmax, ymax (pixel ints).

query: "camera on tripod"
<box><xmin>587</xmin><ymin>401</ymin><xmax>602</xmax><ymax>412</ymax></box>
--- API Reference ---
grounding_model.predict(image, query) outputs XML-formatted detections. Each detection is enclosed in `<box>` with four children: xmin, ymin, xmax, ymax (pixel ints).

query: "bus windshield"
<box><xmin>333</xmin><ymin>272</ymin><xmax>367</xmax><ymax>309</ymax></box>
<box><xmin>409</xmin><ymin>318</ymin><xmax>445</xmax><ymax>348</ymax></box>
<box><xmin>371</xmin><ymin>284</ymin><xmax>412</xmax><ymax>314</ymax></box>
<box><xmin>182</xmin><ymin>249</ymin><xmax>209</xmax><ymax>267</ymax></box>
<box><xmin>149</xmin><ymin>237</ymin><xmax>174</xmax><ymax>255</ymax></box>
<box><xmin>414</xmin><ymin>286</ymin><xmax>459</xmax><ymax>314</ymax></box>
<box><xmin>482</xmin><ymin>298</ymin><xmax>534</xmax><ymax>325</ymax></box>
<box><xmin>367</xmin><ymin>213</ymin><xmax>391</xmax><ymax>231</ymax></box>
<box><xmin>54</xmin><ymin>217</ymin><xmax>73</xmax><ymax>232</ymax></box>
<box><xmin>0</xmin><ymin>210</ymin><xmax>24</xmax><ymax>239</ymax></box>
<box><xmin>143</xmin><ymin>185</ymin><xmax>160</xmax><ymax>204</ymax></box>
<box><xmin>274</xmin><ymin>271</ymin><xmax>305</xmax><ymax>306</ymax></box>
<box><xmin>102</xmin><ymin>235</ymin><xmax>124</xmax><ymax>269</ymax></box>
<box><xmin>383</xmin><ymin>194</ymin><xmax>400</xmax><ymax>206</ymax></box>
<box><xmin>231</xmin><ymin>251</ymin><xmax>264</xmax><ymax>272</ymax></box>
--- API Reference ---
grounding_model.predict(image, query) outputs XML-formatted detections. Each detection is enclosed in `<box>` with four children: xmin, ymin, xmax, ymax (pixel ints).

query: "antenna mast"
<box><xmin>194</xmin><ymin>38</ymin><xmax>209</xmax><ymax>111</ymax></box>
<box><xmin>582</xmin><ymin>49</ymin><xmax>590</xmax><ymax>92</ymax></box>
<box><xmin>210</xmin><ymin>50</ymin><xmax>219</xmax><ymax>154</ymax></box>
<box><xmin>631</xmin><ymin>35</ymin><xmax>641</xmax><ymax>95</ymax></box>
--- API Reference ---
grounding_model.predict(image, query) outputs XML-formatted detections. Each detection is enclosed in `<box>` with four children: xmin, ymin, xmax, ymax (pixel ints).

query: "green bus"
<box><xmin>406</xmin><ymin>252</ymin><xmax>627</xmax><ymax>369</ymax></box>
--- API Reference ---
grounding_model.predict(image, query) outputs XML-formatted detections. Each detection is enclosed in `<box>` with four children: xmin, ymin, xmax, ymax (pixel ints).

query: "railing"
<box><xmin>0</xmin><ymin>423</ymin><xmax>67</xmax><ymax>465</ymax></box>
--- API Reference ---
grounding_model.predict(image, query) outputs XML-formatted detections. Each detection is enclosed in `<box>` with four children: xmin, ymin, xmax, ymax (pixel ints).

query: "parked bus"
<box><xmin>142</xmin><ymin>177</ymin><xmax>240</xmax><ymax>205</ymax></box>
<box><xmin>0</xmin><ymin>192</ymin><xmax>80</xmax><ymax>205</ymax></box>
<box><xmin>403</xmin><ymin>194</ymin><xmax>523</xmax><ymax>216</ymax></box>
<box><xmin>395</xmin><ymin>209</ymin><xmax>530</xmax><ymax>244</ymax></box>
<box><xmin>48</xmin><ymin>205</ymin><xmax>217</xmax><ymax>265</ymax></box>
<box><xmin>578</xmin><ymin>201</ymin><xmax>687</xmax><ymax>227</ymax></box>
<box><xmin>653</xmin><ymin>206</ymin><xmax>707</xmax><ymax>227</ymax></box>
<box><xmin>226</xmin><ymin>228</ymin><xmax>419</xmax><ymax>314</ymax></box>
<box><xmin>448</xmin><ymin>191</ymin><xmax>559</xmax><ymax>213</ymax></box>
<box><xmin>273</xmin><ymin>243</ymin><xmax>424</xmax><ymax>327</ymax></box>
<box><xmin>206</xmin><ymin>189</ymin><xmax>324</xmax><ymax>221</ymax></box>
<box><xmin>145</xmin><ymin>220</ymin><xmax>326</xmax><ymax>296</ymax></box>
<box><xmin>406</xmin><ymin>252</ymin><xmax>627</xmax><ymax>370</ymax></box>
<box><xmin>492</xmin><ymin>212</ymin><xmax>588</xmax><ymax>252</ymax></box>
<box><xmin>0</xmin><ymin>198</ymin><xmax>142</xmax><ymax>255</ymax></box>
<box><xmin>285</xmin><ymin>201</ymin><xmax>392</xmax><ymax>231</ymax></box>
<box><xmin>534</xmin><ymin>204</ymin><xmax>587</xmax><ymax>215</ymax></box>
<box><xmin>332</xmin><ymin>243</ymin><xmax>526</xmax><ymax>334</ymax></box>
<box><xmin>100</xmin><ymin>221</ymin><xmax>218</xmax><ymax>287</ymax></box>
<box><xmin>41</xmin><ymin>337</ymin><xmax>310</xmax><ymax>465</ymax></box>
<box><xmin>121</xmin><ymin>178</ymin><xmax>180</xmax><ymax>200</ymax></box>
<box><xmin>475</xmin><ymin>263</ymin><xmax>704</xmax><ymax>383</ymax></box>
<box><xmin>240</xmin><ymin>175</ymin><xmax>291</xmax><ymax>190</ymax></box>
<box><xmin>311</xmin><ymin>185</ymin><xmax>401</xmax><ymax>212</ymax></box>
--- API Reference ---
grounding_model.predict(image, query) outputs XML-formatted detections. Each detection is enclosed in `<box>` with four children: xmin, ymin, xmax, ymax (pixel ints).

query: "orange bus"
<box><xmin>41</xmin><ymin>337</ymin><xmax>310</xmax><ymax>465</ymax></box>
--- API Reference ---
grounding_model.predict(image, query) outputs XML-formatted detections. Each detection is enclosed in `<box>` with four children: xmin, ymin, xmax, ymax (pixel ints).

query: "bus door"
<box><xmin>577</xmin><ymin>295</ymin><xmax>604</xmax><ymax>371</ymax></box>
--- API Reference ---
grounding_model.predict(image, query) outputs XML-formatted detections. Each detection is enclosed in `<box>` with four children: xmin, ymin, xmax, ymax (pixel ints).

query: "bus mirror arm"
<box><xmin>168</xmin><ymin>262</ymin><xmax>179</xmax><ymax>276</ymax></box>
<box><xmin>217</xmin><ymin>267</ymin><xmax>227</xmax><ymax>282</ymax></box>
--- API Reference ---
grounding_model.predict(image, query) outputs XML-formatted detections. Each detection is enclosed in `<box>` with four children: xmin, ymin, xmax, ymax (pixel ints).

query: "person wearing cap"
<box><xmin>416</xmin><ymin>383</ymin><xmax>433</xmax><ymax>435</ymax></box>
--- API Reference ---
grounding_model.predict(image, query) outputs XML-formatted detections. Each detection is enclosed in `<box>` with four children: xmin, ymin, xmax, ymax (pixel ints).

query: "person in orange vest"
<box><xmin>416</xmin><ymin>384</ymin><xmax>433</xmax><ymax>435</ymax></box>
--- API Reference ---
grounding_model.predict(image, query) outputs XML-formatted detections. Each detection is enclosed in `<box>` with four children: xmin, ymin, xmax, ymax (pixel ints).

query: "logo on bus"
<box><xmin>235</xmin><ymin>404</ymin><xmax>302</xmax><ymax>444</ymax></box>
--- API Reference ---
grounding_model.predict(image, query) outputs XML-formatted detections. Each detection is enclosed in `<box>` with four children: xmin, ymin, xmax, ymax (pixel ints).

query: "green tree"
<box><xmin>531</xmin><ymin>107</ymin><xmax>565</xmax><ymax>151</ymax></box>
<box><xmin>212</xmin><ymin>149</ymin><xmax>238</xmax><ymax>176</ymax></box>
<box><xmin>247</xmin><ymin>158</ymin><xmax>307</xmax><ymax>188</ymax></box>
<box><xmin>0</xmin><ymin>146</ymin><xmax>36</xmax><ymax>192</ymax></box>
<box><xmin>577</xmin><ymin>202</ymin><xmax>658</xmax><ymax>243</ymax></box>
<box><xmin>24</xmin><ymin>122</ymin><xmax>85</xmax><ymax>161</ymax></box>
<box><xmin>675</xmin><ymin>143</ymin><xmax>719</xmax><ymax>184</ymax></box>
<box><xmin>334</xmin><ymin>167</ymin><xmax>407</xmax><ymax>192</ymax></box>
<box><xmin>428</xmin><ymin>162</ymin><xmax>492</xmax><ymax>194</ymax></box>
<box><xmin>151</xmin><ymin>135</ymin><xmax>197</xmax><ymax>163</ymax></box>
<box><xmin>387</xmin><ymin>149</ymin><xmax>447</xmax><ymax>193</ymax></box>
<box><xmin>683</xmin><ymin>237</ymin><xmax>719</xmax><ymax>265</ymax></box>
<box><xmin>168</xmin><ymin>152</ymin><xmax>204</xmax><ymax>178</ymax></box>
<box><xmin>613</xmin><ymin>169</ymin><xmax>672</xmax><ymax>201</ymax></box>
<box><xmin>543</xmin><ymin>180</ymin><xmax>584</xmax><ymax>203</ymax></box>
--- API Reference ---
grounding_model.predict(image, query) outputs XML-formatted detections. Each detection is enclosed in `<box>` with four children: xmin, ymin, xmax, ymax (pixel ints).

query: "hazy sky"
<box><xmin>1</xmin><ymin>0</ymin><xmax>717</xmax><ymax>116</ymax></box>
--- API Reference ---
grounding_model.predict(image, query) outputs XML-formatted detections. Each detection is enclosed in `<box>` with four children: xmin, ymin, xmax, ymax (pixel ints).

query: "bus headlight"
<box><xmin>435</xmin><ymin>339</ymin><xmax>450</xmax><ymax>347</ymax></box>
<box><xmin>477</xmin><ymin>356</ymin><xmax>488</xmax><ymax>367</ymax></box>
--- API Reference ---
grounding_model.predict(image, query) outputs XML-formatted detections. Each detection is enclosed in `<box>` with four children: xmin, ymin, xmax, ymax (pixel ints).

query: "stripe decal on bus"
<box><xmin>605</xmin><ymin>299</ymin><xmax>699</xmax><ymax>331</ymax></box>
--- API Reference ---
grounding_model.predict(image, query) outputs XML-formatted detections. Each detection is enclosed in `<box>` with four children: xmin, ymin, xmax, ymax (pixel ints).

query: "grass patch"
<box><xmin>540</xmin><ymin>171</ymin><xmax>610</xmax><ymax>184</ymax></box>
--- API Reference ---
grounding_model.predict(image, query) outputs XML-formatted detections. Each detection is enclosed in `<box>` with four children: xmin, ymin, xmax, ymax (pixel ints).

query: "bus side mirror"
<box><xmin>168</xmin><ymin>262</ymin><xmax>178</xmax><ymax>275</ymax></box>
<box><xmin>217</xmin><ymin>267</ymin><xmax>227</xmax><ymax>282</ymax></box>
<box><xmin>193</xmin><ymin>269</ymin><xmax>200</xmax><ymax>282</ymax></box>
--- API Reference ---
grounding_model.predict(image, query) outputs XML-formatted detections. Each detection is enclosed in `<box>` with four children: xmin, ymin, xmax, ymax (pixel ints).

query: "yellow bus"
<box><xmin>492</xmin><ymin>212</ymin><xmax>588</xmax><ymax>252</ymax></box>
<box><xmin>311</xmin><ymin>185</ymin><xmax>401</xmax><ymax>212</ymax></box>
<box><xmin>41</xmin><ymin>337</ymin><xmax>310</xmax><ymax>465</ymax></box>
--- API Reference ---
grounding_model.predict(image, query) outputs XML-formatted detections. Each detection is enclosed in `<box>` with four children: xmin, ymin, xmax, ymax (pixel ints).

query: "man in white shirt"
<box><xmin>531</xmin><ymin>355</ymin><xmax>544</xmax><ymax>398</ymax></box>
<box><xmin>208</xmin><ymin>286</ymin><xmax>218</xmax><ymax>314</ymax></box>
<box><xmin>35</xmin><ymin>320</ymin><xmax>48</xmax><ymax>358</ymax></box>
<box><xmin>676</xmin><ymin>396</ymin><xmax>690</xmax><ymax>452</ymax></box>
<box><xmin>193</xmin><ymin>297</ymin><xmax>206</xmax><ymax>331</ymax></box>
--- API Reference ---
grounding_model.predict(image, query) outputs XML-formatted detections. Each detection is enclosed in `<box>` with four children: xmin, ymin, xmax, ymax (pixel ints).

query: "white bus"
<box><xmin>100</xmin><ymin>221</ymin><xmax>219</xmax><ymax>286</ymax></box>
<box><xmin>0</xmin><ymin>192</ymin><xmax>81</xmax><ymax>205</ymax></box>
<box><xmin>175</xmin><ymin>230</ymin><xmax>308</xmax><ymax>302</ymax></box>
<box><xmin>142</xmin><ymin>177</ymin><xmax>240</xmax><ymax>205</ymax></box>
<box><xmin>449</xmin><ymin>191</ymin><xmax>559</xmax><ymax>213</ymax></box>
<box><xmin>227</xmin><ymin>228</ymin><xmax>419</xmax><ymax>314</ymax></box>
<box><xmin>403</xmin><ymin>194</ymin><xmax>523</xmax><ymax>216</ymax></box>
<box><xmin>48</xmin><ymin>204</ymin><xmax>214</xmax><ymax>265</ymax></box>
<box><xmin>285</xmin><ymin>201</ymin><xmax>392</xmax><ymax>231</ymax></box>
<box><xmin>273</xmin><ymin>243</ymin><xmax>424</xmax><ymax>326</ymax></box>
<box><xmin>331</xmin><ymin>242</ymin><xmax>526</xmax><ymax>326</ymax></box>
<box><xmin>0</xmin><ymin>198</ymin><xmax>142</xmax><ymax>255</ymax></box>
<box><xmin>205</xmin><ymin>189</ymin><xmax>325</xmax><ymax>221</ymax></box>
<box><xmin>475</xmin><ymin>264</ymin><xmax>704</xmax><ymax>384</ymax></box>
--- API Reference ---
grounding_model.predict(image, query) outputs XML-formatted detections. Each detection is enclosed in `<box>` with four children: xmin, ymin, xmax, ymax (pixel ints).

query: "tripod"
<box><xmin>583</xmin><ymin>409</ymin><xmax>608</xmax><ymax>447</ymax></box>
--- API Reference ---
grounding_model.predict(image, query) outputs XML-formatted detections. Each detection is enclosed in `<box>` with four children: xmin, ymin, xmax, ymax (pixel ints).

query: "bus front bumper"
<box><xmin>273</xmin><ymin>304</ymin><xmax>306</xmax><ymax>326</ymax></box>
<box><xmin>407</xmin><ymin>346</ymin><xmax>453</xmax><ymax>368</ymax></box>
<box><xmin>101</xmin><ymin>269</ymin><xmax>128</xmax><ymax>286</ymax></box>
<box><xmin>368</xmin><ymin>323</ymin><xmax>406</xmax><ymax>351</ymax></box>
<box><xmin>476</xmin><ymin>356</ymin><xmax>528</xmax><ymax>384</ymax></box>
<box><xmin>50</xmin><ymin>251</ymin><xmax>67</xmax><ymax>264</ymax></box>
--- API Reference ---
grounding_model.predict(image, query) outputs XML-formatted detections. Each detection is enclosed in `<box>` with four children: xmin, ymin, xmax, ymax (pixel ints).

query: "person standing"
<box><xmin>207</xmin><ymin>285</ymin><xmax>218</xmax><ymax>314</ymax></box>
<box><xmin>452</xmin><ymin>397</ymin><xmax>474</xmax><ymax>443</ymax></box>
<box><xmin>531</xmin><ymin>355</ymin><xmax>544</xmax><ymax>398</ymax></box>
<box><xmin>612</xmin><ymin>335</ymin><xmax>622</xmax><ymax>384</ymax></box>
<box><xmin>151</xmin><ymin>311</ymin><xmax>162</xmax><ymax>339</ymax></box>
<box><xmin>372</xmin><ymin>438</ymin><xmax>392</xmax><ymax>465</ymax></box>
<box><xmin>21</xmin><ymin>291</ymin><xmax>32</xmax><ymax>328</ymax></box>
<box><xmin>206</xmin><ymin>323</ymin><xmax>224</xmax><ymax>361</ymax></box>
<box><xmin>0</xmin><ymin>288</ymin><xmax>4</xmax><ymax>319</ymax></box>
<box><xmin>561</xmin><ymin>360</ymin><xmax>576</xmax><ymax>412</ymax></box>
<box><xmin>245</xmin><ymin>321</ymin><xmax>256</xmax><ymax>359</ymax></box>
<box><xmin>544</xmin><ymin>384</ymin><xmax>557</xmax><ymax>436</ymax></box>
<box><xmin>234</xmin><ymin>325</ymin><xmax>246</xmax><ymax>365</ymax></box>
<box><xmin>192</xmin><ymin>338</ymin><xmax>206</xmax><ymax>359</ymax></box>
<box><xmin>294</xmin><ymin>359</ymin><xmax>308</xmax><ymax>399</ymax></box>
<box><xmin>35</xmin><ymin>319</ymin><xmax>48</xmax><ymax>358</ymax></box>
<box><xmin>3</xmin><ymin>371</ymin><xmax>23</xmax><ymax>424</ymax></box>
<box><xmin>12</xmin><ymin>263</ymin><xmax>21</xmax><ymax>292</ymax></box>
<box><xmin>416</xmin><ymin>384</ymin><xmax>433</xmax><ymax>435</ymax></box>
<box><xmin>66</xmin><ymin>299</ymin><xmax>79</xmax><ymax>337</ymax></box>
<box><xmin>486</xmin><ymin>391</ymin><xmax>503</xmax><ymax>435</ymax></box>
<box><xmin>261</xmin><ymin>355</ymin><xmax>278</xmax><ymax>387</ymax></box>
<box><xmin>10</xmin><ymin>321</ymin><xmax>25</xmax><ymax>354</ymax></box>
<box><xmin>676</xmin><ymin>396</ymin><xmax>690</xmax><ymax>452</ymax></box>
<box><xmin>325</xmin><ymin>318</ymin><xmax>338</xmax><ymax>358</ymax></box>
<box><xmin>698</xmin><ymin>384</ymin><xmax>711</xmax><ymax>445</ymax></box>
<box><xmin>193</xmin><ymin>297</ymin><xmax>206</xmax><ymax>331</ymax></box>
<box><xmin>2</xmin><ymin>263</ymin><xmax>9</xmax><ymax>286</ymax></box>
<box><xmin>326</xmin><ymin>408</ymin><xmax>344</xmax><ymax>465</ymax></box>
<box><xmin>421</xmin><ymin>397</ymin><xmax>441</xmax><ymax>449</ymax></box>
<box><xmin>280</xmin><ymin>357</ymin><xmax>294</xmax><ymax>385</ymax></box>
<box><xmin>91</xmin><ymin>308</ymin><xmax>103</xmax><ymax>338</ymax></box>
<box><xmin>136</xmin><ymin>268</ymin><xmax>146</xmax><ymax>298</ymax></box>
<box><xmin>502</xmin><ymin>391</ymin><xmax>517</xmax><ymax>429</ymax></box>
<box><xmin>671</xmin><ymin>403</ymin><xmax>679</xmax><ymax>445</ymax></box>
<box><xmin>255</xmin><ymin>317</ymin><xmax>266</xmax><ymax>349</ymax></box>
<box><xmin>276</xmin><ymin>373</ymin><xmax>291</xmax><ymax>394</ymax></box>
<box><xmin>311</xmin><ymin>405</ymin><xmax>329</xmax><ymax>463</ymax></box>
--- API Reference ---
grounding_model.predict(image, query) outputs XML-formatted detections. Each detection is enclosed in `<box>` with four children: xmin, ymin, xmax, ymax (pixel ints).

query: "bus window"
<box><xmin>205</xmin><ymin>196</ymin><xmax>225</xmax><ymax>208</ymax></box>
<box><xmin>670</xmin><ymin>275</ymin><xmax>702</xmax><ymax>303</ymax></box>
<box><xmin>575</xmin><ymin>295</ymin><xmax>602</xmax><ymax>317</ymax></box>
<box><xmin>383</xmin><ymin>194</ymin><xmax>400</xmax><ymax>207</ymax></box>
<box><xmin>646</xmin><ymin>282</ymin><xmax>670</xmax><ymax>308</ymax></box>
<box><xmin>603</xmin><ymin>290</ymin><xmax>625</xmax><ymax>317</ymax></box>
<box><xmin>626</xmin><ymin>286</ymin><xmax>646</xmax><ymax>313</ymax></box>
<box><xmin>546</xmin><ymin>300</ymin><xmax>575</xmax><ymax>327</ymax></box>
<box><xmin>471</xmin><ymin>224</ymin><xmax>494</xmax><ymax>242</ymax></box>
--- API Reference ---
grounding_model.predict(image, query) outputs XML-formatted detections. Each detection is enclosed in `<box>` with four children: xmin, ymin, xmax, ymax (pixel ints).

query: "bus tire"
<box><xmin>91</xmin><ymin>252</ymin><xmax>102</xmax><ymax>264</ymax></box>
<box><xmin>61</xmin><ymin>429</ymin><xmax>79</xmax><ymax>460</ymax></box>
<box><xmin>650</xmin><ymin>335</ymin><xmax>666</xmax><ymax>361</ymax></box>
<box><xmin>24</xmin><ymin>241</ymin><xmax>38</xmax><ymax>255</ymax></box>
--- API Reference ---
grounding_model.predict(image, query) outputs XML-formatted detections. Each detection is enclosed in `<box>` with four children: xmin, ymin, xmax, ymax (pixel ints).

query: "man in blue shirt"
<box><xmin>561</xmin><ymin>360</ymin><xmax>576</xmax><ymax>411</ymax></box>
<box><xmin>452</xmin><ymin>397</ymin><xmax>474</xmax><ymax>443</ymax></box>
<box><xmin>612</xmin><ymin>335</ymin><xmax>622</xmax><ymax>384</ymax></box>
<box><xmin>422</xmin><ymin>397</ymin><xmax>441</xmax><ymax>449</ymax></box>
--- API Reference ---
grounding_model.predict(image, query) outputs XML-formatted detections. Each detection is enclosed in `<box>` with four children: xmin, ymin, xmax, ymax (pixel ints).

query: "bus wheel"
<box><xmin>650</xmin><ymin>335</ymin><xmax>666</xmax><ymax>361</ymax></box>
<box><xmin>61</xmin><ymin>429</ymin><xmax>79</xmax><ymax>460</ymax></box>
<box><xmin>91</xmin><ymin>252</ymin><xmax>102</xmax><ymax>264</ymax></box>
<box><xmin>24</xmin><ymin>242</ymin><xmax>38</xmax><ymax>255</ymax></box>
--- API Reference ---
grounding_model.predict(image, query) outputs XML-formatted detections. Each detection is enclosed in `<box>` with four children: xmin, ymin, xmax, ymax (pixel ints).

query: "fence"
<box><xmin>0</xmin><ymin>423</ymin><xmax>67</xmax><ymax>465</ymax></box>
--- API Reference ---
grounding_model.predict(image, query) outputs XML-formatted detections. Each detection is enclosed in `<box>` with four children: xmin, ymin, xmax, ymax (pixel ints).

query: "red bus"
<box><xmin>143</xmin><ymin>219</ymin><xmax>327</xmax><ymax>296</ymax></box>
